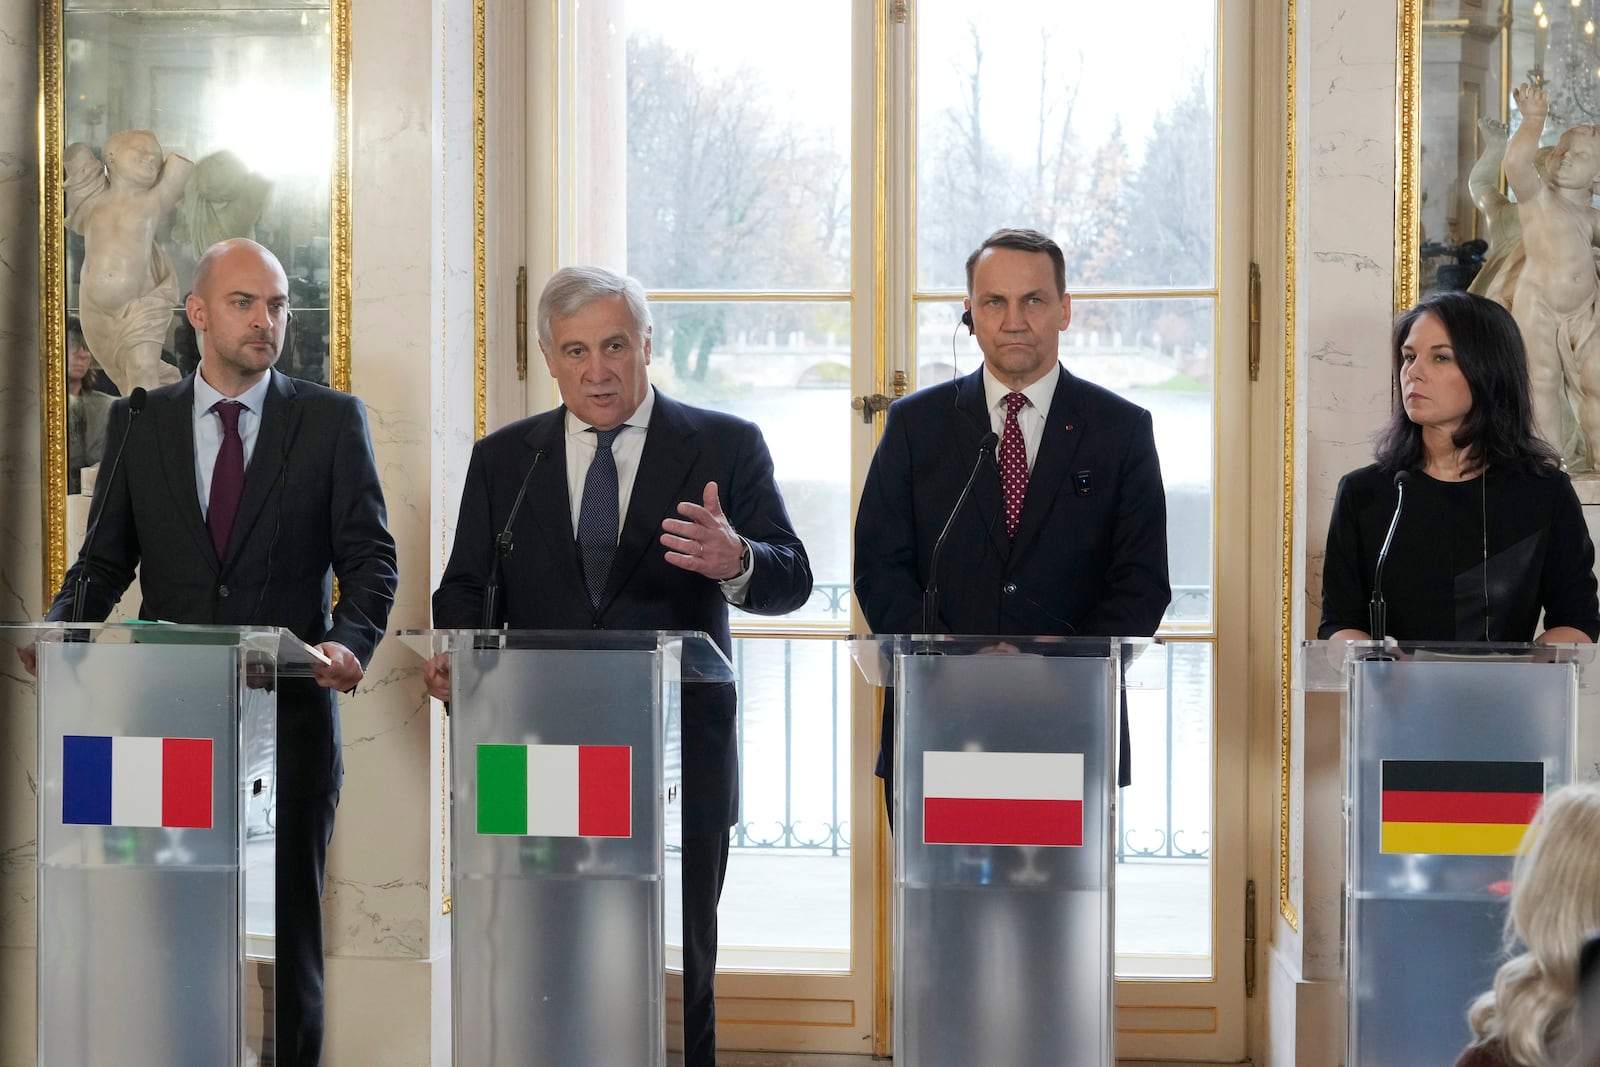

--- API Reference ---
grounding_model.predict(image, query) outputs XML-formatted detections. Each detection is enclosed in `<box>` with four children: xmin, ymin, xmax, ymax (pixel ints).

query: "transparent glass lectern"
<box><xmin>1301</xmin><ymin>640</ymin><xmax>1598</xmax><ymax>1067</ymax></box>
<box><xmin>398</xmin><ymin>628</ymin><xmax>734</xmax><ymax>1067</ymax></box>
<box><xmin>849</xmin><ymin>635</ymin><xmax>1165</xmax><ymax>1067</ymax></box>
<box><xmin>0</xmin><ymin>621</ymin><xmax>325</xmax><ymax>1067</ymax></box>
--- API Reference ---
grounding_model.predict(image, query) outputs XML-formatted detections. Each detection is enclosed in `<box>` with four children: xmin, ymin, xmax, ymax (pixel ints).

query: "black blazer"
<box><xmin>433</xmin><ymin>390</ymin><xmax>813</xmax><ymax>832</ymax></box>
<box><xmin>854</xmin><ymin>366</ymin><xmax>1171</xmax><ymax>782</ymax></box>
<box><xmin>48</xmin><ymin>370</ymin><xmax>399</xmax><ymax>795</ymax></box>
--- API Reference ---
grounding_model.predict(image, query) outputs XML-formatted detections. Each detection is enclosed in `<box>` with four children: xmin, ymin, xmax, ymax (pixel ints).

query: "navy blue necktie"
<box><xmin>577</xmin><ymin>426</ymin><xmax>624</xmax><ymax>608</ymax></box>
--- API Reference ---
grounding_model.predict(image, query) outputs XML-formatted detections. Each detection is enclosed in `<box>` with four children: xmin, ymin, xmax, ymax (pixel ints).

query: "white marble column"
<box><xmin>0</xmin><ymin>0</ymin><xmax>43</xmax><ymax>1062</ymax></box>
<box><xmin>1269</xmin><ymin>0</ymin><xmax>1401</xmax><ymax>1064</ymax></box>
<box><xmin>316</xmin><ymin>0</ymin><xmax>477</xmax><ymax>1062</ymax></box>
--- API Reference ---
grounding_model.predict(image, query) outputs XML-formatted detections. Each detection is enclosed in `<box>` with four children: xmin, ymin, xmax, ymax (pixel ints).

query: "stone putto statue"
<box><xmin>64</xmin><ymin>129</ymin><xmax>194</xmax><ymax>394</ymax></box>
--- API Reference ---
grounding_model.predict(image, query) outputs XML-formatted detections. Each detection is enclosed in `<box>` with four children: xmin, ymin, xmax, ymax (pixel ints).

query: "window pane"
<box><xmin>665</xmin><ymin>636</ymin><xmax>853</xmax><ymax>972</ymax></box>
<box><xmin>1118</xmin><ymin>639</ymin><xmax>1214</xmax><ymax>977</ymax></box>
<box><xmin>915</xmin><ymin>0</ymin><xmax>1217</xmax><ymax>291</ymax></box>
<box><xmin>913</xmin><ymin>297</ymin><xmax>1215</xmax><ymax>628</ymax></box>
<box><xmin>577</xmin><ymin>0</ymin><xmax>852</xmax><ymax>290</ymax></box>
<box><xmin>647</xmin><ymin>301</ymin><xmax>854</xmax><ymax>626</ymax></box>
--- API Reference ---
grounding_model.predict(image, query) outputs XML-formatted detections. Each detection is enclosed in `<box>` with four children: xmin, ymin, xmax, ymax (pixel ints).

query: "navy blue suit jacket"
<box><xmin>432</xmin><ymin>390</ymin><xmax>813</xmax><ymax>832</ymax></box>
<box><xmin>854</xmin><ymin>366</ymin><xmax>1171</xmax><ymax>786</ymax></box>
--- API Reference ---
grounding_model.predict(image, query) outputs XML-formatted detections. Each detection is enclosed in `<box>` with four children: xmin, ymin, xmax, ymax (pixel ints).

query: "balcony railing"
<box><xmin>723</xmin><ymin>583</ymin><xmax>1212</xmax><ymax>862</ymax></box>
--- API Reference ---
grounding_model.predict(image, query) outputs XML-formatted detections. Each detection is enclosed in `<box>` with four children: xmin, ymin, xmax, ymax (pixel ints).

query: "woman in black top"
<box><xmin>1319</xmin><ymin>290</ymin><xmax>1600</xmax><ymax>643</ymax></box>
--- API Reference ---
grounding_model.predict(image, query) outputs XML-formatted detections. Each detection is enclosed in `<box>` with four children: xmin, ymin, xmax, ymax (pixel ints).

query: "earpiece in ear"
<box><xmin>960</xmin><ymin>309</ymin><xmax>974</xmax><ymax>336</ymax></box>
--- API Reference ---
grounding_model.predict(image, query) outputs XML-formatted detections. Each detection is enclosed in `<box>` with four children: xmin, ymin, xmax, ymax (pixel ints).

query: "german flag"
<box><xmin>1379</xmin><ymin>760</ymin><xmax>1544</xmax><ymax>856</ymax></box>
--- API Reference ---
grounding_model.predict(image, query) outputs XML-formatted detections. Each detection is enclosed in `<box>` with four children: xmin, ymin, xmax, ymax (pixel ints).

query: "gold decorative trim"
<box><xmin>41</xmin><ymin>0</ymin><xmax>66</xmax><ymax>601</ymax></box>
<box><xmin>1395</xmin><ymin>0</ymin><xmax>1422</xmax><ymax>312</ymax></box>
<box><xmin>331</xmin><ymin>0</ymin><xmax>352</xmax><ymax>395</ymax></box>
<box><xmin>474</xmin><ymin>0</ymin><xmax>487</xmax><ymax>440</ymax></box>
<box><xmin>42</xmin><ymin>3</ymin><xmax>352</xmax><ymax>596</ymax></box>
<box><xmin>1279</xmin><ymin>0</ymin><xmax>1300</xmax><ymax>933</ymax></box>
<box><xmin>873</xmin><ymin>0</ymin><xmax>894</xmax><ymax>1054</ymax></box>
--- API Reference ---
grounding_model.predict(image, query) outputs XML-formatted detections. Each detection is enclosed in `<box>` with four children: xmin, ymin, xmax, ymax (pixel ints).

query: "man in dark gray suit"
<box><xmin>426</xmin><ymin>265</ymin><xmax>812</xmax><ymax>1067</ymax></box>
<box><xmin>27</xmin><ymin>238</ymin><xmax>398</xmax><ymax>1067</ymax></box>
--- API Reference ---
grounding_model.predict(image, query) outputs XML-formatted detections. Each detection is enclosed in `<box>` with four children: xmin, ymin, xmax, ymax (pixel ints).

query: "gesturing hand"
<box><xmin>661</xmin><ymin>482</ymin><xmax>745</xmax><ymax>581</ymax></box>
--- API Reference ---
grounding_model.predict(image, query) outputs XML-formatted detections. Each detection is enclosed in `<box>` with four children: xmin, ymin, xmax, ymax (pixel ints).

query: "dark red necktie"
<box><xmin>208</xmin><ymin>401</ymin><xmax>245</xmax><ymax>557</ymax></box>
<box><xmin>999</xmin><ymin>391</ymin><xmax>1029</xmax><ymax>538</ymax></box>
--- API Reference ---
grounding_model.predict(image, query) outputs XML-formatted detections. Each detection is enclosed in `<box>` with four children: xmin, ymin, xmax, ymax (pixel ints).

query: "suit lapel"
<box><xmin>1011</xmin><ymin>368</ymin><xmax>1086</xmax><ymax>559</ymax></box>
<box><xmin>154</xmin><ymin>376</ymin><xmax>219</xmax><ymax>572</ymax></box>
<box><xmin>606</xmin><ymin>392</ymin><xmax>697</xmax><ymax>607</ymax></box>
<box><xmin>223</xmin><ymin>371</ymin><xmax>295</xmax><ymax>566</ymax></box>
<box><xmin>954</xmin><ymin>368</ymin><xmax>1010</xmax><ymax>560</ymax></box>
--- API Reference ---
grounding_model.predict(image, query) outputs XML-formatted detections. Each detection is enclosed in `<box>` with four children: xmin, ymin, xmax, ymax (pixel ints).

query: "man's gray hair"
<box><xmin>536</xmin><ymin>266</ymin><xmax>653</xmax><ymax>347</ymax></box>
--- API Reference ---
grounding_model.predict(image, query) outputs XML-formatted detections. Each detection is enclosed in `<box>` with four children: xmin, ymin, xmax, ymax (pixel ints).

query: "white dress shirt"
<box><xmin>562</xmin><ymin>387</ymin><xmax>754</xmax><ymax>602</ymax></box>
<box><xmin>193</xmin><ymin>368</ymin><xmax>273</xmax><ymax>519</ymax></box>
<box><xmin>982</xmin><ymin>362</ymin><xmax>1060</xmax><ymax>473</ymax></box>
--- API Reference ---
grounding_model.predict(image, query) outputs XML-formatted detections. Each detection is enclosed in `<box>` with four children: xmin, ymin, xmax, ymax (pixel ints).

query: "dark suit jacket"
<box><xmin>47</xmin><ymin>370</ymin><xmax>399</xmax><ymax>795</ymax></box>
<box><xmin>854</xmin><ymin>365</ymin><xmax>1171</xmax><ymax>783</ymax></box>
<box><xmin>432</xmin><ymin>389</ymin><xmax>813</xmax><ymax>832</ymax></box>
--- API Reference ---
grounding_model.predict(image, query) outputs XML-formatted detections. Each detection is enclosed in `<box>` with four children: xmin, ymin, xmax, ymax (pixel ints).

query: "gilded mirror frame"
<box><xmin>1396</xmin><ymin>0</ymin><xmax>1528</xmax><ymax>311</ymax></box>
<box><xmin>37</xmin><ymin>0</ymin><xmax>353</xmax><ymax>599</ymax></box>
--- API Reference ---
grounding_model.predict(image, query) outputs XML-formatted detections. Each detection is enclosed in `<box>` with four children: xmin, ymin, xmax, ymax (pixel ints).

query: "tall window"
<box><xmin>912</xmin><ymin>0</ymin><xmax>1221</xmax><ymax>977</ymax></box>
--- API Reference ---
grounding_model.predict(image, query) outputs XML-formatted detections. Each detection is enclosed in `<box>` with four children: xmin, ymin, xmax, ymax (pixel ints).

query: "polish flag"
<box><xmin>62</xmin><ymin>735</ymin><xmax>214</xmax><ymax>829</ymax></box>
<box><xmin>922</xmin><ymin>750</ymin><xmax>1084</xmax><ymax>847</ymax></box>
<box><xmin>476</xmin><ymin>743</ymin><xmax>632</xmax><ymax>838</ymax></box>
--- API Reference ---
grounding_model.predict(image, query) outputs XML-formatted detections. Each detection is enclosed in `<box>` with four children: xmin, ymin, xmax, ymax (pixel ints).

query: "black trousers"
<box><xmin>273</xmin><ymin>784</ymin><xmax>338</xmax><ymax>1067</ymax></box>
<box><xmin>681</xmin><ymin>830</ymin><xmax>730</xmax><ymax>1067</ymax></box>
<box><xmin>269</xmin><ymin>679</ymin><xmax>343</xmax><ymax>1067</ymax></box>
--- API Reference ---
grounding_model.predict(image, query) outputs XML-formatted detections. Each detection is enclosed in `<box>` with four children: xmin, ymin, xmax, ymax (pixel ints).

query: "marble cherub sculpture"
<box><xmin>1506</xmin><ymin>84</ymin><xmax>1600</xmax><ymax>470</ymax></box>
<box><xmin>64</xmin><ymin>129</ymin><xmax>194</xmax><ymax>394</ymax></box>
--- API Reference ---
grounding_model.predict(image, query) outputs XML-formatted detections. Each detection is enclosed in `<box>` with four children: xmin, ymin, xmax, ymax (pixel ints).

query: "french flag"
<box><xmin>62</xmin><ymin>735</ymin><xmax>214</xmax><ymax>829</ymax></box>
<box><xmin>922</xmin><ymin>750</ymin><xmax>1084</xmax><ymax>847</ymax></box>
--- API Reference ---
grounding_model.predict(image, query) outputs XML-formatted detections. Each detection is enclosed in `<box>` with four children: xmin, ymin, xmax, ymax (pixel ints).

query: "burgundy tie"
<box><xmin>999</xmin><ymin>392</ymin><xmax>1029</xmax><ymax>538</ymax></box>
<box><xmin>208</xmin><ymin>401</ymin><xmax>245</xmax><ymax>557</ymax></box>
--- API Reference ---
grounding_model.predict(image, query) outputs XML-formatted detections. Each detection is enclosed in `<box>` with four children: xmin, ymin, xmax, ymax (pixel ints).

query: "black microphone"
<box><xmin>923</xmin><ymin>431</ymin><xmax>1000</xmax><ymax>633</ymax></box>
<box><xmin>1368</xmin><ymin>469</ymin><xmax>1410</xmax><ymax>641</ymax></box>
<box><xmin>72</xmin><ymin>387</ymin><xmax>147</xmax><ymax>624</ymax></box>
<box><xmin>481</xmin><ymin>448</ymin><xmax>545</xmax><ymax>629</ymax></box>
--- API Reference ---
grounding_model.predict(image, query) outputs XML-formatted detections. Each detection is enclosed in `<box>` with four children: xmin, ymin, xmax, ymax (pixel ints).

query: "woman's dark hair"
<box><xmin>1374</xmin><ymin>290</ymin><xmax>1562</xmax><ymax>476</ymax></box>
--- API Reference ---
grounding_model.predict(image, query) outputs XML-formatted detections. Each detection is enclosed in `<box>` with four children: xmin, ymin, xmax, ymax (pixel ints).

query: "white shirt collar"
<box><xmin>981</xmin><ymin>361</ymin><xmax>1061</xmax><ymax>415</ymax></box>
<box><xmin>194</xmin><ymin>366</ymin><xmax>273</xmax><ymax>418</ymax></box>
<box><xmin>563</xmin><ymin>385</ymin><xmax>656</xmax><ymax>437</ymax></box>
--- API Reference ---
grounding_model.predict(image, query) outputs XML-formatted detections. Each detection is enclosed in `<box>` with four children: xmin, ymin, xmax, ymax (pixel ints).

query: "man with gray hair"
<box><xmin>428</xmin><ymin>265</ymin><xmax>813</xmax><ymax>1065</ymax></box>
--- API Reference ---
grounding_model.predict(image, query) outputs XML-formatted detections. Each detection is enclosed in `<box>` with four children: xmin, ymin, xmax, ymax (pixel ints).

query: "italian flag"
<box><xmin>476</xmin><ymin>743</ymin><xmax>632</xmax><ymax>838</ymax></box>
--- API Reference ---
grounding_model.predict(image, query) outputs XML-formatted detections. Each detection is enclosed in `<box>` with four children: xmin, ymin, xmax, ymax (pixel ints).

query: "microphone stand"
<box><xmin>481</xmin><ymin>449</ymin><xmax>545</xmax><ymax>631</ymax></box>
<box><xmin>1367</xmin><ymin>470</ymin><xmax>1410</xmax><ymax>658</ymax></box>
<box><xmin>923</xmin><ymin>432</ymin><xmax>999</xmax><ymax>634</ymax></box>
<box><xmin>72</xmin><ymin>388</ymin><xmax>147</xmax><ymax>624</ymax></box>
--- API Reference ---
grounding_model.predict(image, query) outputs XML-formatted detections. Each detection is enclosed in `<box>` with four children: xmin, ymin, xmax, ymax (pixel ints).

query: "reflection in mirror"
<box><xmin>64</xmin><ymin>316</ymin><xmax>115</xmax><ymax>498</ymax></box>
<box><xmin>49</xmin><ymin>4</ymin><xmax>339</xmax><ymax>591</ymax></box>
<box><xmin>62</xmin><ymin>8</ymin><xmax>334</xmax><ymax>390</ymax></box>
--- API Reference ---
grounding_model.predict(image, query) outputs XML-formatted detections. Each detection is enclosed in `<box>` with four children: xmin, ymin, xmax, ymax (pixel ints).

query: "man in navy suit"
<box><xmin>30</xmin><ymin>238</ymin><xmax>399</xmax><ymax>1066</ymax></box>
<box><xmin>854</xmin><ymin>227</ymin><xmax>1171</xmax><ymax>822</ymax></box>
<box><xmin>426</xmin><ymin>265</ymin><xmax>812</xmax><ymax>1067</ymax></box>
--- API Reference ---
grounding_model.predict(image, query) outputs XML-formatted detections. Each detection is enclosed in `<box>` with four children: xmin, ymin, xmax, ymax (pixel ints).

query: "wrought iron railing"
<box><xmin>723</xmin><ymin>582</ymin><xmax>1213</xmax><ymax>862</ymax></box>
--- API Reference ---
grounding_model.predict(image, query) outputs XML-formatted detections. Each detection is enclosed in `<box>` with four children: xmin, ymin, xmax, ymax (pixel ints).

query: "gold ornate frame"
<box><xmin>1395</xmin><ymin>0</ymin><xmax>1422</xmax><ymax>312</ymax></box>
<box><xmin>1279</xmin><ymin>0</ymin><xmax>1302</xmax><ymax>932</ymax></box>
<box><xmin>38</xmin><ymin>0</ymin><xmax>354</xmax><ymax>598</ymax></box>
